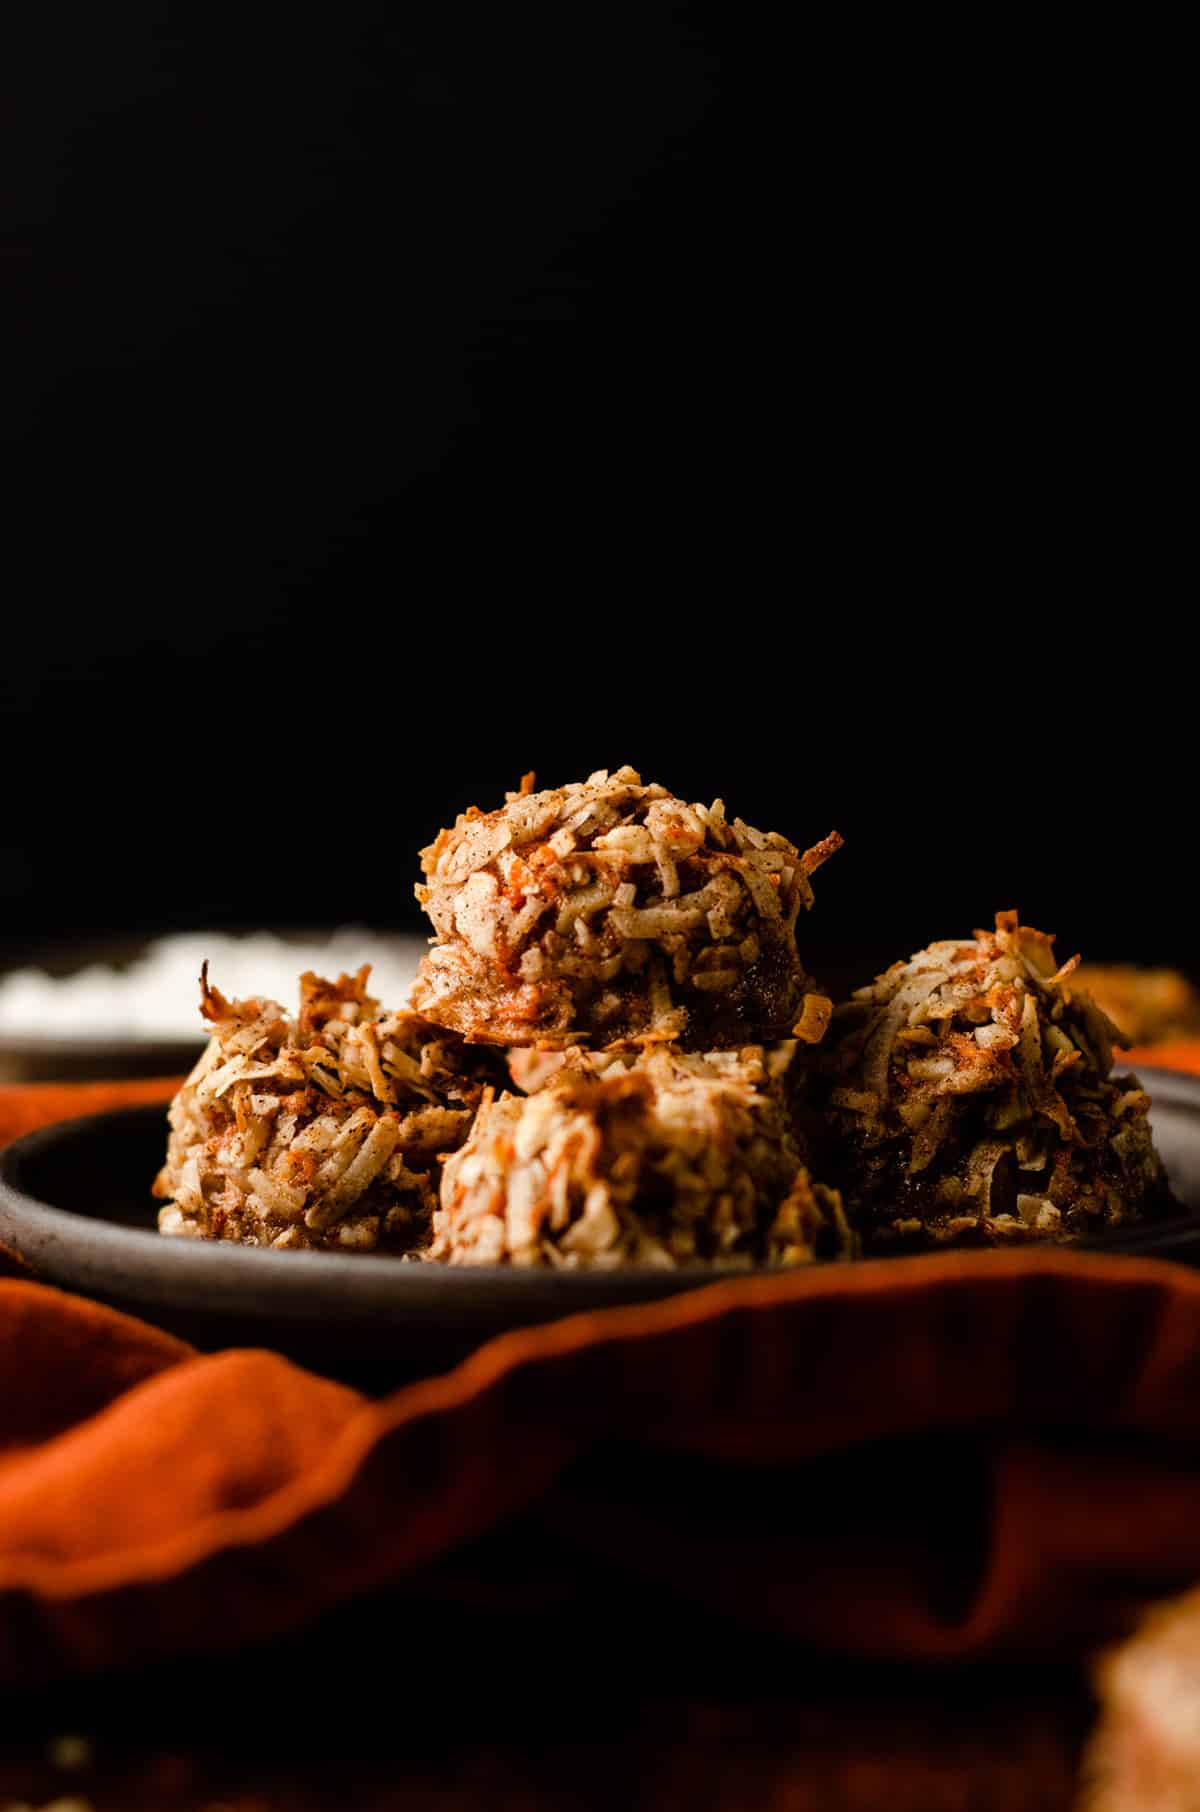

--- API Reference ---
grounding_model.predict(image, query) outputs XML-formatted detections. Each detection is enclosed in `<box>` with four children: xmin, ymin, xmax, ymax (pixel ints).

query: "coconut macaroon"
<box><xmin>1083</xmin><ymin>1587</ymin><xmax>1200</xmax><ymax>1812</ymax></box>
<box><xmin>430</xmin><ymin>1043</ymin><xmax>854</xmax><ymax>1268</ymax></box>
<box><xmin>154</xmin><ymin>966</ymin><xmax>497</xmax><ymax>1253</ymax></box>
<box><xmin>818</xmin><ymin>912</ymin><xmax>1171</xmax><ymax>1250</ymax></box>
<box><xmin>411</xmin><ymin>765</ymin><xmax>841</xmax><ymax>1050</ymax></box>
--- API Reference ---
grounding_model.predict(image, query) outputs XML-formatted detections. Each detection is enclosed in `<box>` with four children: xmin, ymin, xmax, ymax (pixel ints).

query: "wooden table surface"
<box><xmin>0</xmin><ymin>1592</ymin><xmax>1091</xmax><ymax>1811</ymax></box>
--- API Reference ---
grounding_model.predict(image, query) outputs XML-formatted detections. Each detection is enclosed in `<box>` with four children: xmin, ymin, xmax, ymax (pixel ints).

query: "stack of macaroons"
<box><xmin>409</xmin><ymin>766</ymin><xmax>851</xmax><ymax>1268</ymax></box>
<box><xmin>155</xmin><ymin>769</ymin><xmax>1173</xmax><ymax>1265</ymax></box>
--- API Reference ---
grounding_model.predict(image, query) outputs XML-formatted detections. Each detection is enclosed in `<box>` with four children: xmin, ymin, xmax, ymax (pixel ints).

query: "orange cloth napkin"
<box><xmin>5</xmin><ymin>1065</ymin><xmax>1200</xmax><ymax>1685</ymax></box>
<box><xmin>0</xmin><ymin>1077</ymin><xmax>186</xmax><ymax>1151</ymax></box>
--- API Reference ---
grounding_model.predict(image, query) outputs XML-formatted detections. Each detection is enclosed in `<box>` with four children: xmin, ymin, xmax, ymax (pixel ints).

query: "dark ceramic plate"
<box><xmin>0</xmin><ymin>1033</ymin><xmax>204</xmax><ymax>1084</ymax></box>
<box><xmin>3</xmin><ymin>1070</ymin><xmax>1200</xmax><ymax>1383</ymax></box>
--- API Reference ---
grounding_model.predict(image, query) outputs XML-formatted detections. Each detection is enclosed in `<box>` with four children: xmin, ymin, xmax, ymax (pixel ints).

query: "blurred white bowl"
<box><xmin>0</xmin><ymin>928</ymin><xmax>426</xmax><ymax>1081</ymax></box>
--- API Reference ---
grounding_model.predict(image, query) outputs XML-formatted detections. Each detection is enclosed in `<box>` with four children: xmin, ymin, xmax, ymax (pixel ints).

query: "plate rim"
<box><xmin>0</xmin><ymin>1102</ymin><xmax>761</xmax><ymax>1321</ymax></box>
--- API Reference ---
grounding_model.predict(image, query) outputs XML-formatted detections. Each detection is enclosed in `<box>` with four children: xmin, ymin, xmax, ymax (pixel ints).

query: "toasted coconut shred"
<box><xmin>818</xmin><ymin>912</ymin><xmax>1172</xmax><ymax>1250</ymax></box>
<box><xmin>154</xmin><ymin>966</ymin><xmax>499</xmax><ymax>1253</ymax></box>
<box><xmin>411</xmin><ymin>765</ymin><xmax>841</xmax><ymax>1049</ymax></box>
<box><xmin>431</xmin><ymin>1044</ymin><xmax>855</xmax><ymax>1269</ymax></box>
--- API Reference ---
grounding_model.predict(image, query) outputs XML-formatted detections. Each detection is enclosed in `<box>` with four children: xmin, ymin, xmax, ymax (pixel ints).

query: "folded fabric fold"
<box><xmin>5</xmin><ymin>1078</ymin><xmax>1200</xmax><ymax>1684</ymax></box>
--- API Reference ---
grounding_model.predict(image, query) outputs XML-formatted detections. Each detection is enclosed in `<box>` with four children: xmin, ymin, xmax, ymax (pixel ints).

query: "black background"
<box><xmin>3</xmin><ymin>8</ymin><xmax>1188</xmax><ymax>987</ymax></box>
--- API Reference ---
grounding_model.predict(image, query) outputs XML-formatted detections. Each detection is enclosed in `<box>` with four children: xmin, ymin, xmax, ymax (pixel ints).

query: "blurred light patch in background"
<box><xmin>0</xmin><ymin>930</ymin><xmax>426</xmax><ymax>1081</ymax></box>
